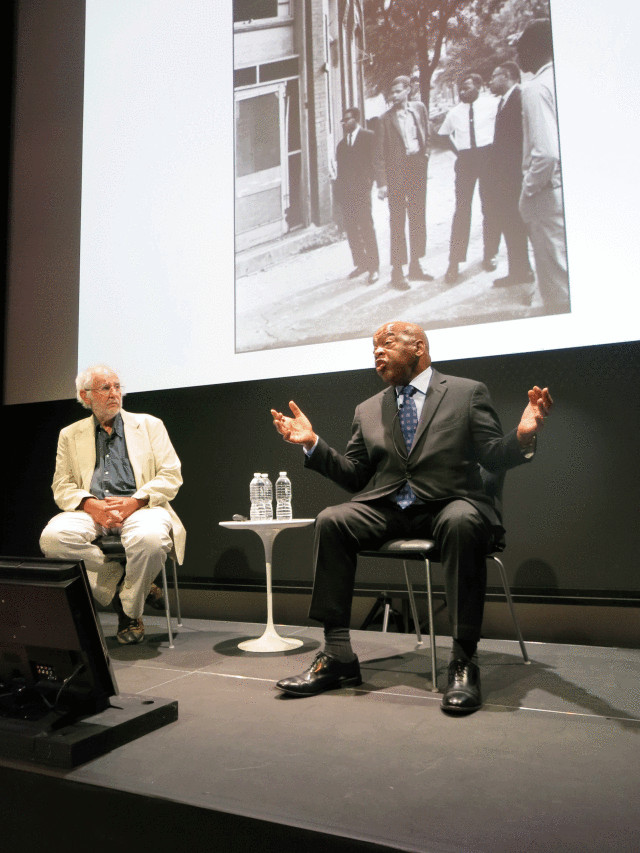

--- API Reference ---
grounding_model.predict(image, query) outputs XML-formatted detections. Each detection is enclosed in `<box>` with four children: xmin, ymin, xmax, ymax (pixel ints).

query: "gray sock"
<box><xmin>323</xmin><ymin>625</ymin><xmax>356</xmax><ymax>662</ymax></box>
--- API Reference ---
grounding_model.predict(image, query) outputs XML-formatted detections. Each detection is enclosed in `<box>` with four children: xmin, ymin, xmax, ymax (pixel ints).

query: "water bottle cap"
<box><xmin>279</xmin><ymin>471</ymin><xmax>287</xmax><ymax>476</ymax></box>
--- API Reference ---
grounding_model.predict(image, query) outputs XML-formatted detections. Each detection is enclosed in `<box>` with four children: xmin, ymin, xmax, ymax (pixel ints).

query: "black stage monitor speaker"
<box><xmin>0</xmin><ymin>557</ymin><xmax>178</xmax><ymax>767</ymax></box>
<box><xmin>0</xmin><ymin>557</ymin><xmax>118</xmax><ymax>725</ymax></box>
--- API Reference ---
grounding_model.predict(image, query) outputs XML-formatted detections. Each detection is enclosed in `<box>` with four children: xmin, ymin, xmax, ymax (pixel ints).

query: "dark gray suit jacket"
<box><xmin>305</xmin><ymin>369</ymin><xmax>529</xmax><ymax>531</ymax></box>
<box><xmin>373</xmin><ymin>100</ymin><xmax>429</xmax><ymax>188</ymax></box>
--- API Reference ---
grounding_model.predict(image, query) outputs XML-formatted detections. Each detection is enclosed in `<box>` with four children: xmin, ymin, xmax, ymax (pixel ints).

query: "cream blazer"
<box><xmin>51</xmin><ymin>408</ymin><xmax>186</xmax><ymax>563</ymax></box>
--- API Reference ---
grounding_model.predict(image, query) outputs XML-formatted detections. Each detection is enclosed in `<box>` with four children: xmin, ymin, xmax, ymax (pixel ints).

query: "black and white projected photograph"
<box><xmin>7</xmin><ymin>0</ymin><xmax>639</xmax><ymax>402</ymax></box>
<box><xmin>233</xmin><ymin>0</ymin><xmax>570</xmax><ymax>354</ymax></box>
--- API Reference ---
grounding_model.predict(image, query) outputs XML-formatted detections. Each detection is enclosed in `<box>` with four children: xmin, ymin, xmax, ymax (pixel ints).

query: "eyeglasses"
<box><xmin>86</xmin><ymin>384</ymin><xmax>124</xmax><ymax>394</ymax></box>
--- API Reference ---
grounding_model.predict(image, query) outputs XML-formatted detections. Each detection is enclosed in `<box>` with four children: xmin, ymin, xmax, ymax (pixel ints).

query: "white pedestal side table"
<box><xmin>219</xmin><ymin>519</ymin><xmax>314</xmax><ymax>652</ymax></box>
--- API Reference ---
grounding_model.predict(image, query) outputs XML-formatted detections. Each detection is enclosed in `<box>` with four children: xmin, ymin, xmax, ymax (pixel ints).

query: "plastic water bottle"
<box><xmin>275</xmin><ymin>472</ymin><xmax>292</xmax><ymax>520</ymax></box>
<box><xmin>249</xmin><ymin>473</ymin><xmax>266</xmax><ymax>521</ymax></box>
<box><xmin>262</xmin><ymin>473</ymin><xmax>273</xmax><ymax>520</ymax></box>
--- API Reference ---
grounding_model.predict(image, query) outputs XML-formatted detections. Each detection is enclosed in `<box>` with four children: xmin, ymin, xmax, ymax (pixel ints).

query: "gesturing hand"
<box><xmin>517</xmin><ymin>386</ymin><xmax>553</xmax><ymax>445</ymax></box>
<box><xmin>270</xmin><ymin>401</ymin><xmax>317</xmax><ymax>450</ymax></box>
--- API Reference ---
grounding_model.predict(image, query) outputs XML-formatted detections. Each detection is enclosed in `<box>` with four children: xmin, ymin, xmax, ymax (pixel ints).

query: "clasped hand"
<box><xmin>85</xmin><ymin>496</ymin><xmax>142</xmax><ymax>529</ymax></box>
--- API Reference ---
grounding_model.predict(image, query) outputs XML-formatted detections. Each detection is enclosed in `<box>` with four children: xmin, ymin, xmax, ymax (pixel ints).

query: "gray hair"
<box><xmin>75</xmin><ymin>364</ymin><xmax>122</xmax><ymax>408</ymax></box>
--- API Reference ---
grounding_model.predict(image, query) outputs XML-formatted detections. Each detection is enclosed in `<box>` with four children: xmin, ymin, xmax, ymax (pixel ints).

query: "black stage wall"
<box><xmin>2</xmin><ymin>341</ymin><xmax>640</xmax><ymax>606</ymax></box>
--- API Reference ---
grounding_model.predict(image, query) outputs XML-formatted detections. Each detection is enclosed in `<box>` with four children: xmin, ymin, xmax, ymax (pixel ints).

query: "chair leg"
<box><xmin>402</xmin><ymin>561</ymin><xmax>422</xmax><ymax>645</ymax></box>
<box><xmin>490</xmin><ymin>555</ymin><xmax>529</xmax><ymax>663</ymax></box>
<box><xmin>424</xmin><ymin>558</ymin><xmax>438</xmax><ymax>692</ymax></box>
<box><xmin>381</xmin><ymin>599</ymin><xmax>391</xmax><ymax>632</ymax></box>
<box><xmin>160</xmin><ymin>564</ymin><xmax>174</xmax><ymax>649</ymax></box>
<box><xmin>171</xmin><ymin>557</ymin><xmax>182</xmax><ymax>626</ymax></box>
<box><xmin>360</xmin><ymin>595</ymin><xmax>388</xmax><ymax>631</ymax></box>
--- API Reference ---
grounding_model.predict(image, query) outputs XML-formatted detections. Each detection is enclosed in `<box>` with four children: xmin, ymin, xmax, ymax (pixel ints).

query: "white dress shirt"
<box><xmin>438</xmin><ymin>95</ymin><xmax>498</xmax><ymax>150</ymax></box>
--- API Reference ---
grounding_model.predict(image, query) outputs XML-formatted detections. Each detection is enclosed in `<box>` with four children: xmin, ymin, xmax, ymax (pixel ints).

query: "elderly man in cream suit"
<box><xmin>40</xmin><ymin>365</ymin><xmax>185</xmax><ymax>644</ymax></box>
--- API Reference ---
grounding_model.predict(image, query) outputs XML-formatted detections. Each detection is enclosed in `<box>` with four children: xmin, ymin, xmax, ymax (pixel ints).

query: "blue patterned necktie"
<box><xmin>396</xmin><ymin>384</ymin><xmax>418</xmax><ymax>509</ymax></box>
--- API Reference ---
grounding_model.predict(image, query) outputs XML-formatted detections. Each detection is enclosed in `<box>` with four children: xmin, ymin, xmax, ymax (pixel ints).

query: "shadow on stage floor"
<box><xmin>2</xmin><ymin>614</ymin><xmax>639</xmax><ymax>852</ymax></box>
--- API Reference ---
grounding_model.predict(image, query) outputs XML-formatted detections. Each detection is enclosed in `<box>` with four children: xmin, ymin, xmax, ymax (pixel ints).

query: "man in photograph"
<box><xmin>335</xmin><ymin>107</ymin><xmax>380</xmax><ymax>285</ymax></box>
<box><xmin>516</xmin><ymin>18</ymin><xmax>570</xmax><ymax>312</ymax></box>
<box><xmin>271</xmin><ymin>321</ymin><xmax>552</xmax><ymax>715</ymax></box>
<box><xmin>374</xmin><ymin>76</ymin><xmax>433</xmax><ymax>291</ymax></box>
<box><xmin>438</xmin><ymin>73</ymin><xmax>501</xmax><ymax>284</ymax></box>
<box><xmin>488</xmin><ymin>61</ymin><xmax>535</xmax><ymax>288</ymax></box>
<box><xmin>40</xmin><ymin>365</ymin><xmax>185</xmax><ymax>645</ymax></box>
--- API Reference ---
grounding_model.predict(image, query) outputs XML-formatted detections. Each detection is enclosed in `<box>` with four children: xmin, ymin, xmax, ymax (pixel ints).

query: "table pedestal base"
<box><xmin>238</xmin><ymin>630</ymin><xmax>303</xmax><ymax>653</ymax></box>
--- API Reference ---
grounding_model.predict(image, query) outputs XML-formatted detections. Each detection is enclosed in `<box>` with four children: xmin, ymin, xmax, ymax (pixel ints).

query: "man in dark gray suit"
<box><xmin>335</xmin><ymin>107</ymin><xmax>380</xmax><ymax>284</ymax></box>
<box><xmin>374</xmin><ymin>76</ymin><xmax>433</xmax><ymax>291</ymax></box>
<box><xmin>488</xmin><ymin>62</ymin><xmax>534</xmax><ymax>288</ymax></box>
<box><xmin>271</xmin><ymin>321</ymin><xmax>552</xmax><ymax>714</ymax></box>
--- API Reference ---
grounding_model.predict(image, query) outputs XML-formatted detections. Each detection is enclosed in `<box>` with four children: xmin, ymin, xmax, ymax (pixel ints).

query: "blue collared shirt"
<box><xmin>89</xmin><ymin>412</ymin><xmax>137</xmax><ymax>499</ymax></box>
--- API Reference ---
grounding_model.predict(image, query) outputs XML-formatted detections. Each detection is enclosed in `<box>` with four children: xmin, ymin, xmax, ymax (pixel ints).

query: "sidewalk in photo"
<box><xmin>235</xmin><ymin>149</ymin><xmax>547</xmax><ymax>353</ymax></box>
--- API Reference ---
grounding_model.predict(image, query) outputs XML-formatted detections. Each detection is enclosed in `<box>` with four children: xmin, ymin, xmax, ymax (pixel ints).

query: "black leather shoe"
<box><xmin>493</xmin><ymin>270</ymin><xmax>536</xmax><ymax>287</ymax></box>
<box><xmin>482</xmin><ymin>255</ymin><xmax>497</xmax><ymax>272</ymax></box>
<box><xmin>408</xmin><ymin>262</ymin><xmax>434</xmax><ymax>281</ymax></box>
<box><xmin>390</xmin><ymin>270</ymin><xmax>411</xmax><ymax>291</ymax></box>
<box><xmin>276</xmin><ymin>652</ymin><xmax>362</xmax><ymax>696</ymax></box>
<box><xmin>441</xmin><ymin>658</ymin><xmax>482</xmax><ymax>715</ymax></box>
<box><xmin>348</xmin><ymin>266</ymin><xmax>366</xmax><ymax>279</ymax></box>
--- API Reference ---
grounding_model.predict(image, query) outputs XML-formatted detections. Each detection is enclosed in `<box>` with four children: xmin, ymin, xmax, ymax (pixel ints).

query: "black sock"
<box><xmin>452</xmin><ymin>638</ymin><xmax>477</xmax><ymax>662</ymax></box>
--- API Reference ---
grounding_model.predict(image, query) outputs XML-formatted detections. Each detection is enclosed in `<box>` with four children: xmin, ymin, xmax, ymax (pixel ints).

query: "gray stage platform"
<box><xmin>2</xmin><ymin>614</ymin><xmax>639</xmax><ymax>852</ymax></box>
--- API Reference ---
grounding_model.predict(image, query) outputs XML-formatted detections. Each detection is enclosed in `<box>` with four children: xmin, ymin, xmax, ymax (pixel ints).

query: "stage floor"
<box><xmin>3</xmin><ymin>613</ymin><xmax>640</xmax><ymax>852</ymax></box>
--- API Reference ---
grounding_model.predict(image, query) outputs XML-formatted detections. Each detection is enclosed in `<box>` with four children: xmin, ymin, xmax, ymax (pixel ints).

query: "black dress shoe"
<box><xmin>482</xmin><ymin>256</ymin><xmax>497</xmax><ymax>272</ymax></box>
<box><xmin>441</xmin><ymin>658</ymin><xmax>482</xmax><ymax>715</ymax></box>
<box><xmin>493</xmin><ymin>270</ymin><xmax>536</xmax><ymax>287</ymax></box>
<box><xmin>408</xmin><ymin>262</ymin><xmax>434</xmax><ymax>281</ymax></box>
<box><xmin>390</xmin><ymin>271</ymin><xmax>411</xmax><ymax>291</ymax></box>
<box><xmin>348</xmin><ymin>266</ymin><xmax>365</xmax><ymax>279</ymax></box>
<box><xmin>276</xmin><ymin>652</ymin><xmax>362</xmax><ymax>696</ymax></box>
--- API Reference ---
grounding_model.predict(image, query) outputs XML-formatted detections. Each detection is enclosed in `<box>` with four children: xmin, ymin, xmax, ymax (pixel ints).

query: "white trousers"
<box><xmin>40</xmin><ymin>507</ymin><xmax>173</xmax><ymax>618</ymax></box>
<box><xmin>519</xmin><ymin>185</ymin><xmax>569</xmax><ymax>312</ymax></box>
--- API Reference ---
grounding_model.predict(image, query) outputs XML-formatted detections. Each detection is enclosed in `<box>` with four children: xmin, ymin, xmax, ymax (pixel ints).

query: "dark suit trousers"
<box><xmin>342</xmin><ymin>191</ymin><xmax>379</xmax><ymax>272</ymax></box>
<box><xmin>449</xmin><ymin>146</ymin><xmax>500</xmax><ymax>264</ymax></box>
<box><xmin>493</xmin><ymin>183</ymin><xmax>532</xmax><ymax>277</ymax></box>
<box><xmin>387</xmin><ymin>154</ymin><xmax>427</xmax><ymax>268</ymax></box>
<box><xmin>308</xmin><ymin>498</ymin><xmax>492</xmax><ymax>643</ymax></box>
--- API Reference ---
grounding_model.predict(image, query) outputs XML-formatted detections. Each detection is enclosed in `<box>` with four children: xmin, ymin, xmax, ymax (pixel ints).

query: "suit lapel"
<box><xmin>411</xmin><ymin>371</ymin><xmax>447</xmax><ymax>452</ymax></box>
<box><xmin>74</xmin><ymin>416</ymin><xmax>97</xmax><ymax>491</ymax></box>
<box><xmin>382</xmin><ymin>386</ymin><xmax>406</xmax><ymax>459</ymax></box>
